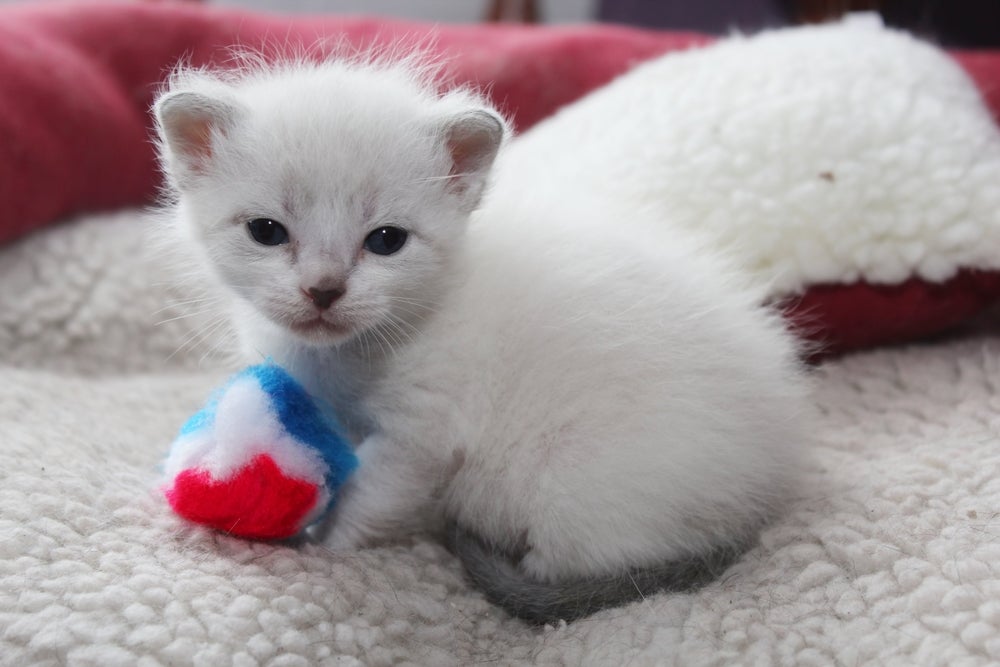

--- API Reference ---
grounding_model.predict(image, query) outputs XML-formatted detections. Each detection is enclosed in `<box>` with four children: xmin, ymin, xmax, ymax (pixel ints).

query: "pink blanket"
<box><xmin>0</xmin><ymin>1</ymin><xmax>704</xmax><ymax>244</ymax></box>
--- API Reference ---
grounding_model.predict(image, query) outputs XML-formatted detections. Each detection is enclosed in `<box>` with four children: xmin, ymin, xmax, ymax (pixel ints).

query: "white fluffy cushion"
<box><xmin>498</xmin><ymin>15</ymin><xmax>1000</xmax><ymax>353</ymax></box>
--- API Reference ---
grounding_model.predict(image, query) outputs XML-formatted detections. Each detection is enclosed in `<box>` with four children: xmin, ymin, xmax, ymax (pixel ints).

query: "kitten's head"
<box><xmin>154</xmin><ymin>58</ymin><xmax>506</xmax><ymax>348</ymax></box>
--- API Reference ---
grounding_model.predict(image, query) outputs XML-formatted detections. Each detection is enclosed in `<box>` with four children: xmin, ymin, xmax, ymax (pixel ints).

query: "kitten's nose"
<box><xmin>304</xmin><ymin>285</ymin><xmax>344</xmax><ymax>310</ymax></box>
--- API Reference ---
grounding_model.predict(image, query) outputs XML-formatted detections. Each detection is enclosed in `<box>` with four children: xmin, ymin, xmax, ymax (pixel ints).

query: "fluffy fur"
<box><xmin>154</xmin><ymin>54</ymin><xmax>809</xmax><ymax>622</ymax></box>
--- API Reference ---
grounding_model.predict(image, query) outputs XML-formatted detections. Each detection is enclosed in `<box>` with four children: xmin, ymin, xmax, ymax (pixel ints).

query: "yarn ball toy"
<box><xmin>163</xmin><ymin>363</ymin><xmax>357</xmax><ymax>540</ymax></box>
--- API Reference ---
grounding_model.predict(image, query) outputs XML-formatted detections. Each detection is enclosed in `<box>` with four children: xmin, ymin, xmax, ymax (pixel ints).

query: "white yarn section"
<box><xmin>164</xmin><ymin>375</ymin><xmax>329</xmax><ymax>485</ymax></box>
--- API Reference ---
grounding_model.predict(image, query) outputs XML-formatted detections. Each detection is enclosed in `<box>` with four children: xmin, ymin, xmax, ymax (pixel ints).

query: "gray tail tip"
<box><xmin>445</xmin><ymin>522</ymin><xmax>747</xmax><ymax>625</ymax></box>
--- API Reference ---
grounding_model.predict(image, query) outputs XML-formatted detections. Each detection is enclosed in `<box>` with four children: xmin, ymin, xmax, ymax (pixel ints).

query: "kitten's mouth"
<box><xmin>289</xmin><ymin>316</ymin><xmax>352</xmax><ymax>338</ymax></box>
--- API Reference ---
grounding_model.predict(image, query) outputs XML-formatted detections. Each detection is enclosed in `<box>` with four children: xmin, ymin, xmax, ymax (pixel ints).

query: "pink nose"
<box><xmin>304</xmin><ymin>286</ymin><xmax>344</xmax><ymax>310</ymax></box>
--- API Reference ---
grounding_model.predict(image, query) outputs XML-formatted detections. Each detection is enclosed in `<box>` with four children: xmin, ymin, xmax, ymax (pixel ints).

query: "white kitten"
<box><xmin>154</xmin><ymin>56</ymin><xmax>809</xmax><ymax>623</ymax></box>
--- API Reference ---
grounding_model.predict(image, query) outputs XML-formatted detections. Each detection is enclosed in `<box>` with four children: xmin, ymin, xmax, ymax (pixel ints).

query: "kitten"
<box><xmin>154</xmin><ymin>56</ymin><xmax>809</xmax><ymax>624</ymax></box>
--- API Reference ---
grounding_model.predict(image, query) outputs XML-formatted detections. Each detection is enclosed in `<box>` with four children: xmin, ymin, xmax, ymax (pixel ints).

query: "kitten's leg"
<box><xmin>320</xmin><ymin>434</ymin><xmax>445</xmax><ymax>550</ymax></box>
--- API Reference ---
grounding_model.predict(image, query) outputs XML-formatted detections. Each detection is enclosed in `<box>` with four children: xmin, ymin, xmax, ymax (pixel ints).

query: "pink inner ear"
<box><xmin>172</xmin><ymin>112</ymin><xmax>216</xmax><ymax>168</ymax></box>
<box><xmin>446</xmin><ymin>136</ymin><xmax>474</xmax><ymax>195</ymax></box>
<box><xmin>444</xmin><ymin>112</ymin><xmax>503</xmax><ymax>191</ymax></box>
<box><xmin>447</xmin><ymin>132</ymin><xmax>488</xmax><ymax>178</ymax></box>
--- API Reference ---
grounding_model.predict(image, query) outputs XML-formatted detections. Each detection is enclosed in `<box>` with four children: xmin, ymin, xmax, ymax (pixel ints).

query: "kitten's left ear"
<box><xmin>443</xmin><ymin>109</ymin><xmax>507</xmax><ymax>210</ymax></box>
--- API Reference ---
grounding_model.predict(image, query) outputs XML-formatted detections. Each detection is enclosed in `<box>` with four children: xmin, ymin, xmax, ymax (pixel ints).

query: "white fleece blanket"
<box><xmin>496</xmin><ymin>17</ymin><xmax>1000</xmax><ymax>296</ymax></box>
<box><xmin>1</xmin><ymin>209</ymin><xmax>999</xmax><ymax>666</ymax></box>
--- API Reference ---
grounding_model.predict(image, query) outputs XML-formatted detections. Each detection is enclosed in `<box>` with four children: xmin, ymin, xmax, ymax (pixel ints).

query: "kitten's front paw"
<box><xmin>316</xmin><ymin>492</ymin><xmax>377</xmax><ymax>550</ymax></box>
<box><xmin>162</xmin><ymin>364</ymin><xmax>357</xmax><ymax>540</ymax></box>
<box><xmin>321</xmin><ymin>522</ymin><xmax>369</xmax><ymax>551</ymax></box>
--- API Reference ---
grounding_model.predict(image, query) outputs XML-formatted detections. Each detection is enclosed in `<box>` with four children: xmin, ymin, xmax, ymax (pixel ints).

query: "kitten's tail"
<box><xmin>446</xmin><ymin>523</ymin><xmax>746</xmax><ymax>625</ymax></box>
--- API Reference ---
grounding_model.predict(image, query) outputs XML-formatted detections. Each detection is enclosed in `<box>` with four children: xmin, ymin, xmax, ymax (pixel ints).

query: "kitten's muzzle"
<box><xmin>304</xmin><ymin>286</ymin><xmax>344</xmax><ymax>310</ymax></box>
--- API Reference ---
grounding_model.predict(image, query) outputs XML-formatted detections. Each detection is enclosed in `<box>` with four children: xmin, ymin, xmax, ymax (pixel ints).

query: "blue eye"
<box><xmin>247</xmin><ymin>218</ymin><xmax>289</xmax><ymax>246</ymax></box>
<box><xmin>364</xmin><ymin>226</ymin><xmax>408</xmax><ymax>255</ymax></box>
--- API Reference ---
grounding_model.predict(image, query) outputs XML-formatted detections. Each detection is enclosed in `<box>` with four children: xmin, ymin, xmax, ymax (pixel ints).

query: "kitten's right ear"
<box><xmin>154</xmin><ymin>91</ymin><xmax>241</xmax><ymax>180</ymax></box>
<box><xmin>441</xmin><ymin>108</ymin><xmax>507</xmax><ymax>211</ymax></box>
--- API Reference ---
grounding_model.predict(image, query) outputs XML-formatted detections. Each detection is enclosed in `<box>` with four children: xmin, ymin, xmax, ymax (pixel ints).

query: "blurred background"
<box><xmin>0</xmin><ymin>0</ymin><xmax>994</xmax><ymax>45</ymax></box>
<box><xmin>218</xmin><ymin>0</ymin><xmax>997</xmax><ymax>46</ymax></box>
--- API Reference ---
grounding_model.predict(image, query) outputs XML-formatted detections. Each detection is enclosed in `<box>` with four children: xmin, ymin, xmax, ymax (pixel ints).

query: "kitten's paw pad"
<box><xmin>165</xmin><ymin>453</ymin><xmax>320</xmax><ymax>539</ymax></box>
<box><xmin>162</xmin><ymin>363</ymin><xmax>357</xmax><ymax>540</ymax></box>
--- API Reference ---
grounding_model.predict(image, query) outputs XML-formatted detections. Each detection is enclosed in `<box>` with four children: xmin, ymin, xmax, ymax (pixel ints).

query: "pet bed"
<box><xmin>2</xmin><ymin>3</ymin><xmax>999</xmax><ymax>664</ymax></box>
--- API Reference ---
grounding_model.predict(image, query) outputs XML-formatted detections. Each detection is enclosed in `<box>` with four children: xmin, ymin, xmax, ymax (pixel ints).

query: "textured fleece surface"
<box><xmin>2</xmin><ymin>210</ymin><xmax>1000</xmax><ymax>665</ymax></box>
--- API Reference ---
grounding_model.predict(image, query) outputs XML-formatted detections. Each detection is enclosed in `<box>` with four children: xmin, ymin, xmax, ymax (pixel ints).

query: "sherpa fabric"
<box><xmin>498</xmin><ymin>17</ymin><xmax>1000</xmax><ymax>354</ymax></box>
<box><xmin>2</xmin><ymin>209</ymin><xmax>1000</xmax><ymax>665</ymax></box>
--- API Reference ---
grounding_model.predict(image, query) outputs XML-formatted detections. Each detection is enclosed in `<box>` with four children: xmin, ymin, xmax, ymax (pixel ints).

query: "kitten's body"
<box><xmin>156</xmin><ymin>56</ymin><xmax>808</xmax><ymax>623</ymax></box>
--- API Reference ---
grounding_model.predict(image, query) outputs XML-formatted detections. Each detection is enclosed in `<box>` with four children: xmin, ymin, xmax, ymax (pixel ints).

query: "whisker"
<box><xmin>154</xmin><ymin>306</ymin><xmax>224</xmax><ymax>327</ymax></box>
<box><xmin>374</xmin><ymin>327</ymin><xmax>397</xmax><ymax>357</ymax></box>
<box><xmin>150</xmin><ymin>296</ymin><xmax>218</xmax><ymax>316</ymax></box>
<box><xmin>165</xmin><ymin>314</ymin><xmax>231</xmax><ymax>362</ymax></box>
<box><xmin>382</xmin><ymin>314</ymin><xmax>418</xmax><ymax>348</ymax></box>
<box><xmin>413</xmin><ymin>173</ymin><xmax>466</xmax><ymax>184</ymax></box>
<box><xmin>199</xmin><ymin>323</ymin><xmax>237</xmax><ymax>366</ymax></box>
<box><xmin>385</xmin><ymin>295</ymin><xmax>437</xmax><ymax>310</ymax></box>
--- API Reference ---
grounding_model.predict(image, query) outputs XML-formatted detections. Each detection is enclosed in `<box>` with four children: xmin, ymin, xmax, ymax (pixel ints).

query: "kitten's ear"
<box><xmin>155</xmin><ymin>91</ymin><xmax>242</xmax><ymax>182</ymax></box>
<box><xmin>443</xmin><ymin>109</ymin><xmax>507</xmax><ymax>209</ymax></box>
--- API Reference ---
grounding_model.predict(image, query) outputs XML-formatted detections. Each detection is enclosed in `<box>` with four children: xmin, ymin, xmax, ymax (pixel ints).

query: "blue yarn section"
<box><xmin>178</xmin><ymin>391</ymin><xmax>222</xmax><ymax>436</ymax></box>
<box><xmin>247</xmin><ymin>363</ymin><xmax>359</xmax><ymax>501</ymax></box>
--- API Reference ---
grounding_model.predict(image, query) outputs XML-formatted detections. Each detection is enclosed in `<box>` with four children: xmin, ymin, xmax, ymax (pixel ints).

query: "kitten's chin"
<box><xmin>286</xmin><ymin>317</ymin><xmax>355</xmax><ymax>346</ymax></box>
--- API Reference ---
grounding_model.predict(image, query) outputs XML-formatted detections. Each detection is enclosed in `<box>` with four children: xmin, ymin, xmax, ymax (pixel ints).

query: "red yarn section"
<box><xmin>165</xmin><ymin>454</ymin><xmax>318</xmax><ymax>540</ymax></box>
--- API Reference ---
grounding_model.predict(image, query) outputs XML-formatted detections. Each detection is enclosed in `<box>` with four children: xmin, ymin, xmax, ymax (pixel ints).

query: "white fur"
<box><xmin>155</xmin><ymin>55</ymin><xmax>808</xmax><ymax>581</ymax></box>
<box><xmin>495</xmin><ymin>15</ymin><xmax>1000</xmax><ymax>296</ymax></box>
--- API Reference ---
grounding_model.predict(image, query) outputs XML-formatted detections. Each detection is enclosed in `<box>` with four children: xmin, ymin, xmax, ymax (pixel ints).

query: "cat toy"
<box><xmin>162</xmin><ymin>363</ymin><xmax>357</xmax><ymax>539</ymax></box>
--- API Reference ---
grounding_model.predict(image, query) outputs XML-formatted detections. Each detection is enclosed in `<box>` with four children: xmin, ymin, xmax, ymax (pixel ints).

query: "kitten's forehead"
<box><xmin>230</xmin><ymin>71</ymin><xmax>446</xmax><ymax>213</ymax></box>
<box><xmin>171</xmin><ymin>59</ymin><xmax>494</xmax><ymax>239</ymax></box>
<box><xmin>280</xmin><ymin>175</ymin><xmax>377</xmax><ymax>232</ymax></box>
<box><xmin>242</xmin><ymin>66</ymin><xmax>437</xmax><ymax>149</ymax></box>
